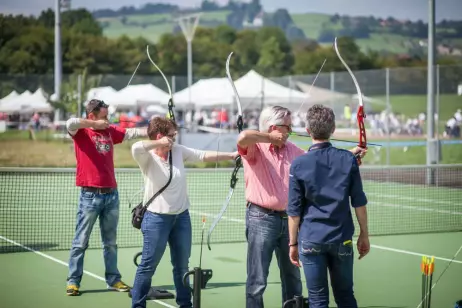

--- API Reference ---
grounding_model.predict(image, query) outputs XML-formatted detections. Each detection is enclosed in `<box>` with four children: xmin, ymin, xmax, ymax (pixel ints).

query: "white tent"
<box><xmin>234</xmin><ymin>70</ymin><xmax>309</xmax><ymax>110</ymax></box>
<box><xmin>86</xmin><ymin>86</ymin><xmax>117</xmax><ymax>101</ymax></box>
<box><xmin>0</xmin><ymin>90</ymin><xmax>19</xmax><ymax>103</ymax></box>
<box><xmin>0</xmin><ymin>88</ymin><xmax>53</xmax><ymax>113</ymax></box>
<box><xmin>295</xmin><ymin>81</ymin><xmax>350</xmax><ymax>109</ymax></box>
<box><xmin>171</xmin><ymin>71</ymin><xmax>309</xmax><ymax>111</ymax></box>
<box><xmin>104</xmin><ymin>84</ymin><xmax>169</xmax><ymax>109</ymax></box>
<box><xmin>172</xmin><ymin>78</ymin><xmax>234</xmax><ymax>109</ymax></box>
<box><xmin>146</xmin><ymin>105</ymin><xmax>167</xmax><ymax>114</ymax></box>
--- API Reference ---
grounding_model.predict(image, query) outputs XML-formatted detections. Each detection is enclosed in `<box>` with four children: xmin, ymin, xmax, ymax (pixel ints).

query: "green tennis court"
<box><xmin>1</xmin><ymin>167</ymin><xmax>462</xmax><ymax>307</ymax></box>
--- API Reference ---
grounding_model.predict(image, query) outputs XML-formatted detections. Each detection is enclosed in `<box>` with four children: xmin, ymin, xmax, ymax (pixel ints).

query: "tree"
<box><xmin>256</xmin><ymin>37</ymin><xmax>285</xmax><ymax>75</ymax></box>
<box><xmin>51</xmin><ymin>68</ymin><xmax>101</xmax><ymax>115</ymax></box>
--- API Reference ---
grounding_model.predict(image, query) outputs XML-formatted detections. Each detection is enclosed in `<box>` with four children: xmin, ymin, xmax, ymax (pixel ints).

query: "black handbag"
<box><xmin>131</xmin><ymin>150</ymin><xmax>173</xmax><ymax>229</ymax></box>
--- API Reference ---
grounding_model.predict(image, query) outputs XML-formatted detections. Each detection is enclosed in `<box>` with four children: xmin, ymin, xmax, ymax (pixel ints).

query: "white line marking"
<box><xmin>0</xmin><ymin>235</ymin><xmax>175</xmax><ymax>308</ymax></box>
<box><xmin>368</xmin><ymin>201</ymin><xmax>462</xmax><ymax>215</ymax></box>
<box><xmin>362</xmin><ymin>243</ymin><xmax>462</xmax><ymax>264</ymax></box>
<box><xmin>367</xmin><ymin>192</ymin><xmax>456</xmax><ymax>207</ymax></box>
<box><xmin>188</xmin><ymin>211</ymin><xmax>462</xmax><ymax>265</ymax></box>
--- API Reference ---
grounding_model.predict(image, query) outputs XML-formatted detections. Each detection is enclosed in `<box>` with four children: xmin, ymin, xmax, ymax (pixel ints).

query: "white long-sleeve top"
<box><xmin>131</xmin><ymin>141</ymin><xmax>206</xmax><ymax>214</ymax></box>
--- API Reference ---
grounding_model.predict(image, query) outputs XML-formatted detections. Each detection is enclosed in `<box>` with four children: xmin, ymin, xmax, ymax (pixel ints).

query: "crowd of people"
<box><xmin>444</xmin><ymin>108</ymin><xmax>462</xmax><ymax>138</ymax></box>
<box><xmin>176</xmin><ymin>106</ymin><xmax>433</xmax><ymax>138</ymax></box>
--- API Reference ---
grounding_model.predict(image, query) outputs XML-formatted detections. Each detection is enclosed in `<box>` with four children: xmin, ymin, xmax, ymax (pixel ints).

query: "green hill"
<box><xmin>96</xmin><ymin>10</ymin><xmax>461</xmax><ymax>55</ymax></box>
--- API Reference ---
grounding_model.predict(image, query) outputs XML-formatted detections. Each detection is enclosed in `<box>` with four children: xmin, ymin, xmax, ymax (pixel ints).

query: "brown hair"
<box><xmin>147</xmin><ymin>116</ymin><xmax>178</xmax><ymax>140</ymax></box>
<box><xmin>306</xmin><ymin>104</ymin><xmax>335</xmax><ymax>140</ymax></box>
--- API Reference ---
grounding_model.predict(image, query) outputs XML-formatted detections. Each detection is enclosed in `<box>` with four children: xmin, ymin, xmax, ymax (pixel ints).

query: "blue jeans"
<box><xmin>245</xmin><ymin>205</ymin><xmax>302</xmax><ymax>308</ymax></box>
<box><xmin>67</xmin><ymin>188</ymin><xmax>121</xmax><ymax>287</ymax></box>
<box><xmin>131</xmin><ymin>210</ymin><xmax>192</xmax><ymax>308</ymax></box>
<box><xmin>299</xmin><ymin>241</ymin><xmax>357</xmax><ymax>308</ymax></box>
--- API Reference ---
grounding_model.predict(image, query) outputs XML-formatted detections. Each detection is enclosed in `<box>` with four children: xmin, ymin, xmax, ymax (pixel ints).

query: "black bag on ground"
<box><xmin>131</xmin><ymin>150</ymin><xmax>173</xmax><ymax>229</ymax></box>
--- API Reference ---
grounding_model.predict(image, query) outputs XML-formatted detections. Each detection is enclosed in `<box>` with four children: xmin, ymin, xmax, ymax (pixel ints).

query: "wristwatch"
<box><xmin>289</xmin><ymin>242</ymin><xmax>298</xmax><ymax>247</ymax></box>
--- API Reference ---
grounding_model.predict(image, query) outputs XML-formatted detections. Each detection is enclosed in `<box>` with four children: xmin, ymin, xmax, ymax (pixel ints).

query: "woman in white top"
<box><xmin>130</xmin><ymin>116</ymin><xmax>237</xmax><ymax>308</ymax></box>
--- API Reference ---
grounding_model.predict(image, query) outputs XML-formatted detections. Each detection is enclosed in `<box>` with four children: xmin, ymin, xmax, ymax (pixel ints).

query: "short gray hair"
<box><xmin>306</xmin><ymin>104</ymin><xmax>335</xmax><ymax>140</ymax></box>
<box><xmin>259</xmin><ymin>106</ymin><xmax>291</xmax><ymax>132</ymax></box>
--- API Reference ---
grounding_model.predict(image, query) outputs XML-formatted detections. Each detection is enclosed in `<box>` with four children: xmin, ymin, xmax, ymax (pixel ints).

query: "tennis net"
<box><xmin>1</xmin><ymin>166</ymin><xmax>461</xmax><ymax>253</ymax></box>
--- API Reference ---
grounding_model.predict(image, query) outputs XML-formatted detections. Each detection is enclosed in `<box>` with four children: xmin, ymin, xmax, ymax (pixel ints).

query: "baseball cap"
<box><xmin>86</xmin><ymin>99</ymin><xmax>109</xmax><ymax>115</ymax></box>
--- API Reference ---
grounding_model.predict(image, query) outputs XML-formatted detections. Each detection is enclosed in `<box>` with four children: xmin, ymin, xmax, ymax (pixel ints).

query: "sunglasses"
<box><xmin>275</xmin><ymin>124</ymin><xmax>292</xmax><ymax>132</ymax></box>
<box><xmin>87</xmin><ymin>100</ymin><xmax>109</xmax><ymax>114</ymax></box>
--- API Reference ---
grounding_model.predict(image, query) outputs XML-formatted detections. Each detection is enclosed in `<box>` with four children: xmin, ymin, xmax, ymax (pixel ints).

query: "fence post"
<box><xmin>330</xmin><ymin>71</ymin><xmax>335</xmax><ymax>112</ymax></box>
<box><xmin>385</xmin><ymin>68</ymin><xmax>390</xmax><ymax>166</ymax></box>
<box><xmin>288</xmin><ymin>75</ymin><xmax>292</xmax><ymax>105</ymax></box>
<box><xmin>77</xmin><ymin>74</ymin><xmax>82</xmax><ymax>117</ymax></box>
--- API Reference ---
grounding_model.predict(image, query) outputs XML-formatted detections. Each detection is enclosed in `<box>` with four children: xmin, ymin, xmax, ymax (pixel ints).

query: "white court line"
<box><xmin>367</xmin><ymin>192</ymin><xmax>456</xmax><ymax>207</ymax></box>
<box><xmin>189</xmin><ymin>211</ymin><xmax>462</xmax><ymax>265</ymax></box>
<box><xmin>368</xmin><ymin>201</ymin><xmax>462</xmax><ymax>215</ymax></box>
<box><xmin>0</xmin><ymin>235</ymin><xmax>175</xmax><ymax>308</ymax></box>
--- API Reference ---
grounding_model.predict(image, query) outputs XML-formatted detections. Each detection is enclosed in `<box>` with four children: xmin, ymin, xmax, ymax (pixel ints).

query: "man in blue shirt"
<box><xmin>287</xmin><ymin>104</ymin><xmax>370</xmax><ymax>308</ymax></box>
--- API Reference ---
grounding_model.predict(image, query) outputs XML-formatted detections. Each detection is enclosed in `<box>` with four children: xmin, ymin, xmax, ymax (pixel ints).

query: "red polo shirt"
<box><xmin>71</xmin><ymin>125</ymin><xmax>126</xmax><ymax>188</ymax></box>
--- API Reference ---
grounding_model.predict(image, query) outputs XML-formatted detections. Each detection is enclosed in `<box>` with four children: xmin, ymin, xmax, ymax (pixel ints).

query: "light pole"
<box><xmin>53</xmin><ymin>0</ymin><xmax>71</xmax><ymax>122</ymax></box>
<box><xmin>54</xmin><ymin>0</ymin><xmax>62</xmax><ymax>122</ymax></box>
<box><xmin>176</xmin><ymin>13</ymin><xmax>201</xmax><ymax>104</ymax></box>
<box><xmin>426</xmin><ymin>0</ymin><xmax>436</xmax><ymax>185</ymax></box>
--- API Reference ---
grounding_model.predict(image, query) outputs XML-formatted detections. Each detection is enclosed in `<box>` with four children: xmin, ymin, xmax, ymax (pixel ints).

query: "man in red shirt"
<box><xmin>65</xmin><ymin>99</ymin><xmax>147</xmax><ymax>296</ymax></box>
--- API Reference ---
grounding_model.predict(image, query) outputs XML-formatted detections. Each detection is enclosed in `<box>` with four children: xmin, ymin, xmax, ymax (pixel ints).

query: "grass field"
<box><xmin>100</xmin><ymin>11</ymin><xmax>230</xmax><ymax>43</ymax></box>
<box><xmin>1</xmin><ymin>132</ymin><xmax>461</xmax><ymax>167</ymax></box>
<box><xmin>0</xmin><ymin>168</ymin><xmax>462</xmax><ymax>307</ymax></box>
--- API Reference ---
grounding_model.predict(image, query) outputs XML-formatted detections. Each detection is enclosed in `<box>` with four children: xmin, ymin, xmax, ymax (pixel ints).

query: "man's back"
<box><xmin>288</xmin><ymin>142</ymin><xmax>367</xmax><ymax>244</ymax></box>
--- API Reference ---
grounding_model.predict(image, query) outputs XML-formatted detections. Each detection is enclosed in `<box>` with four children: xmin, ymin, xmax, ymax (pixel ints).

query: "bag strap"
<box><xmin>141</xmin><ymin>149</ymin><xmax>173</xmax><ymax>209</ymax></box>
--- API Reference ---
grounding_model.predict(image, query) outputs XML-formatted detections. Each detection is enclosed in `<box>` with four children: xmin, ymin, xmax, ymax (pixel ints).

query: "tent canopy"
<box><xmin>234</xmin><ymin>70</ymin><xmax>309</xmax><ymax>110</ymax></box>
<box><xmin>0</xmin><ymin>90</ymin><xmax>19</xmax><ymax>103</ymax></box>
<box><xmin>172</xmin><ymin>78</ymin><xmax>233</xmax><ymax>109</ymax></box>
<box><xmin>86</xmin><ymin>86</ymin><xmax>117</xmax><ymax>101</ymax></box>
<box><xmin>0</xmin><ymin>88</ymin><xmax>52</xmax><ymax>113</ymax></box>
<box><xmin>171</xmin><ymin>70</ymin><xmax>309</xmax><ymax>111</ymax></box>
<box><xmin>104</xmin><ymin>84</ymin><xmax>169</xmax><ymax>109</ymax></box>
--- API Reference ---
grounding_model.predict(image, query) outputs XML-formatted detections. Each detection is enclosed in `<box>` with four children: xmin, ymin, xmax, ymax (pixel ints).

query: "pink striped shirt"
<box><xmin>238</xmin><ymin>141</ymin><xmax>305</xmax><ymax>211</ymax></box>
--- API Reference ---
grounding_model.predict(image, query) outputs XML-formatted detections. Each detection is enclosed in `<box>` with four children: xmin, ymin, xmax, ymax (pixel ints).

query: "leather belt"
<box><xmin>247</xmin><ymin>202</ymin><xmax>287</xmax><ymax>218</ymax></box>
<box><xmin>82</xmin><ymin>187</ymin><xmax>114</xmax><ymax>194</ymax></box>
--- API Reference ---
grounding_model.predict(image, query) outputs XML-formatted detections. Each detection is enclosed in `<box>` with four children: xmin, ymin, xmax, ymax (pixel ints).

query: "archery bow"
<box><xmin>207</xmin><ymin>52</ymin><xmax>243</xmax><ymax>250</ymax></box>
<box><xmin>333</xmin><ymin>37</ymin><xmax>367</xmax><ymax>165</ymax></box>
<box><xmin>146</xmin><ymin>45</ymin><xmax>175</xmax><ymax>122</ymax></box>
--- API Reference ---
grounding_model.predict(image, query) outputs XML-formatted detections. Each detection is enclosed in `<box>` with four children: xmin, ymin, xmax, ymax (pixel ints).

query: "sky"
<box><xmin>1</xmin><ymin>0</ymin><xmax>461</xmax><ymax>22</ymax></box>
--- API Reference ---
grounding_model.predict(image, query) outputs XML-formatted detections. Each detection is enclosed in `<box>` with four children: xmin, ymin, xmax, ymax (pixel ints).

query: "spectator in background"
<box><xmin>343</xmin><ymin>104</ymin><xmax>351</xmax><ymax>128</ymax></box>
<box><xmin>455</xmin><ymin>109</ymin><xmax>462</xmax><ymax>123</ymax></box>
<box><xmin>445</xmin><ymin>116</ymin><xmax>460</xmax><ymax>138</ymax></box>
<box><xmin>65</xmin><ymin>99</ymin><xmax>147</xmax><ymax>296</ymax></box>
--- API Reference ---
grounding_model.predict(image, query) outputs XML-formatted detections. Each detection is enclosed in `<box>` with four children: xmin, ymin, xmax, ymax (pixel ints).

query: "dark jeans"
<box><xmin>245</xmin><ymin>204</ymin><xmax>302</xmax><ymax>308</ymax></box>
<box><xmin>131</xmin><ymin>210</ymin><xmax>192</xmax><ymax>308</ymax></box>
<box><xmin>299</xmin><ymin>240</ymin><xmax>357</xmax><ymax>308</ymax></box>
<box><xmin>67</xmin><ymin>188</ymin><xmax>121</xmax><ymax>287</ymax></box>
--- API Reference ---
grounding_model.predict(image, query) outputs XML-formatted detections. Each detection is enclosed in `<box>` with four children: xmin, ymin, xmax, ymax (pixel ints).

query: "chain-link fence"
<box><xmin>1</xmin><ymin>165</ymin><xmax>461</xmax><ymax>253</ymax></box>
<box><xmin>0</xmin><ymin>65</ymin><xmax>461</xmax><ymax>166</ymax></box>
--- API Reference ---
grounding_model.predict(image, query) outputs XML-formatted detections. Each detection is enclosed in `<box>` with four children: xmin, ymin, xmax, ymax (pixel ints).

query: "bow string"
<box><xmin>146</xmin><ymin>45</ymin><xmax>175</xmax><ymax>123</ymax></box>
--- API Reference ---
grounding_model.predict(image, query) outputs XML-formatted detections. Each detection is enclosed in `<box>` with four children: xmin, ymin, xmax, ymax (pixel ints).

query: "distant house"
<box><xmin>243</xmin><ymin>11</ymin><xmax>264</xmax><ymax>28</ymax></box>
<box><xmin>418</xmin><ymin>40</ymin><xmax>462</xmax><ymax>56</ymax></box>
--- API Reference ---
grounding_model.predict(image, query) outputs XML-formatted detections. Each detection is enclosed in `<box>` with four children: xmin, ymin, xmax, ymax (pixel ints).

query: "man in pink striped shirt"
<box><xmin>237</xmin><ymin>106</ymin><xmax>365</xmax><ymax>308</ymax></box>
